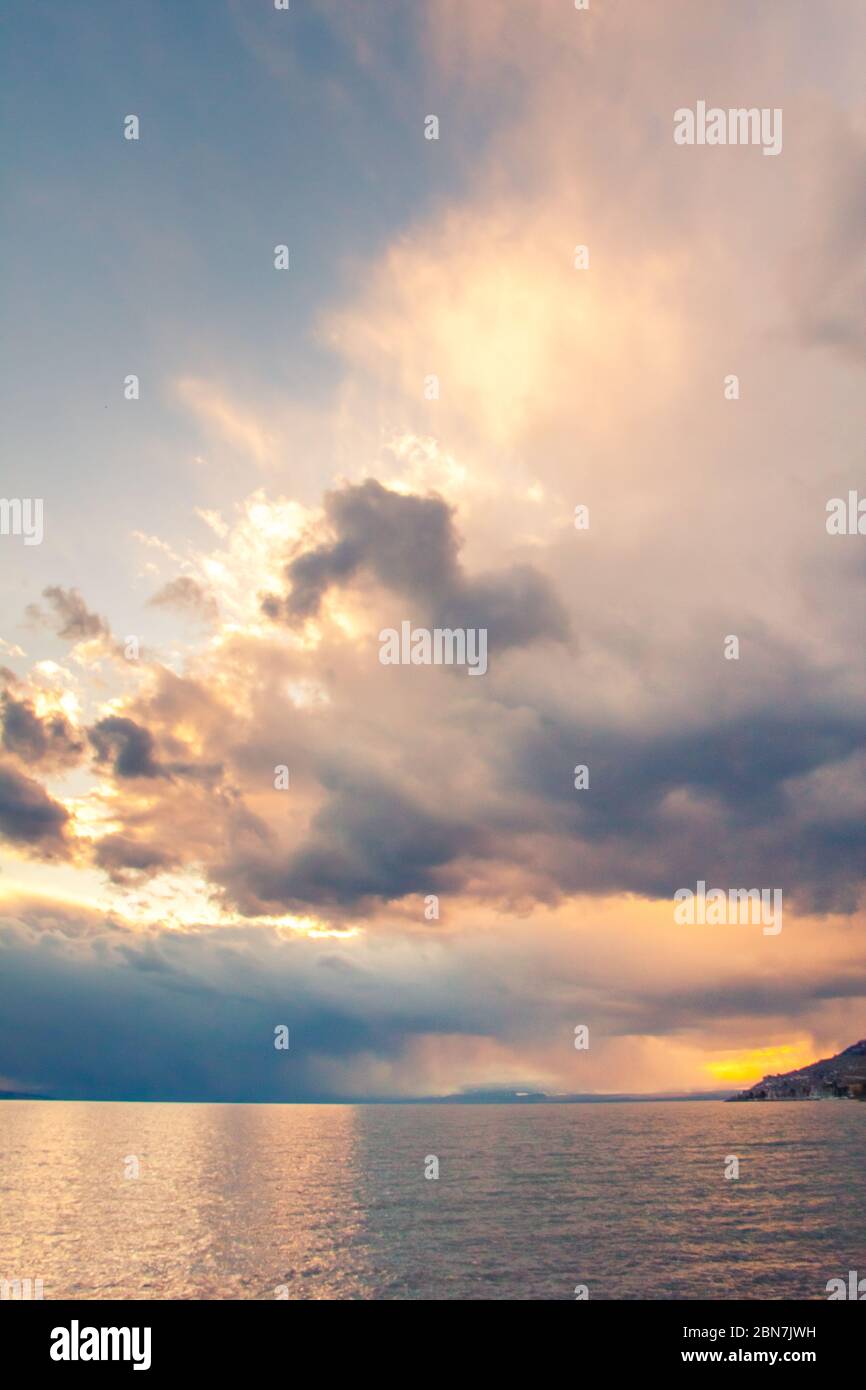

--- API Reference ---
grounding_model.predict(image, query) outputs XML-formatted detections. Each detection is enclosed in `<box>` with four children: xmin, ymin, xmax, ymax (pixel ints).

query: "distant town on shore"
<box><xmin>728</xmin><ymin>1039</ymin><xmax>866</xmax><ymax>1101</ymax></box>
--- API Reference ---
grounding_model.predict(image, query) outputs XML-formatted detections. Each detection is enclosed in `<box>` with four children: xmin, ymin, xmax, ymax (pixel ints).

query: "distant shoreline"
<box><xmin>0</xmin><ymin>1091</ymin><xmax>733</xmax><ymax>1106</ymax></box>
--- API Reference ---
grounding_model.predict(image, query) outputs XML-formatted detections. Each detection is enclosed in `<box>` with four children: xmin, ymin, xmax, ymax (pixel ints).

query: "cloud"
<box><xmin>175</xmin><ymin>377</ymin><xmax>279</xmax><ymax>466</ymax></box>
<box><xmin>89</xmin><ymin>716</ymin><xmax>165</xmax><ymax>779</ymax></box>
<box><xmin>786</xmin><ymin>105</ymin><xmax>866</xmax><ymax>361</ymax></box>
<box><xmin>148</xmin><ymin>576</ymin><xmax>219</xmax><ymax>624</ymax></box>
<box><xmin>26</xmin><ymin>586</ymin><xmax>109</xmax><ymax>642</ymax></box>
<box><xmin>1</xmin><ymin>692</ymin><xmax>85</xmax><ymax>769</ymax></box>
<box><xmin>0</xmin><ymin>892</ymin><xmax>862</xmax><ymax>1101</ymax></box>
<box><xmin>0</xmin><ymin>761</ymin><xmax>70</xmax><ymax>853</ymax></box>
<box><xmin>263</xmin><ymin>479</ymin><xmax>568</xmax><ymax>649</ymax></box>
<box><xmin>87</xmin><ymin>712</ymin><xmax>223</xmax><ymax>786</ymax></box>
<box><xmin>92</xmin><ymin>835</ymin><xmax>181</xmax><ymax>882</ymax></box>
<box><xmin>221</xmin><ymin>756</ymin><xmax>484</xmax><ymax>913</ymax></box>
<box><xmin>5</xmin><ymin>460</ymin><xmax>849</xmax><ymax>926</ymax></box>
<box><xmin>4</xmin><ymin>0</ymin><xmax>866</xmax><ymax>1102</ymax></box>
<box><xmin>505</xmin><ymin>707</ymin><xmax>866</xmax><ymax>915</ymax></box>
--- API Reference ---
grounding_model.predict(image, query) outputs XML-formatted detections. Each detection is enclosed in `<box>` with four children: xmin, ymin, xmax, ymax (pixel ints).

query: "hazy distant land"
<box><xmin>728</xmin><ymin>1039</ymin><xmax>866</xmax><ymax>1102</ymax></box>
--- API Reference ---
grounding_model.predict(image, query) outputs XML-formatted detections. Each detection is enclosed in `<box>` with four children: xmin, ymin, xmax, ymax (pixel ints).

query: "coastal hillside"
<box><xmin>728</xmin><ymin>1040</ymin><xmax>866</xmax><ymax>1101</ymax></box>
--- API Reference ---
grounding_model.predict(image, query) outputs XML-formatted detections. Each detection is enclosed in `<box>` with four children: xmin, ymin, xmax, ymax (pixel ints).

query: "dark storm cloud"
<box><xmin>89</xmin><ymin>716</ymin><xmax>164</xmax><ymax>779</ymax></box>
<box><xmin>0</xmin><ymin>906</ymin><xmax>496</xmax><ymax>1102</ymax></box>
<box><xmin>92</xmin><ymin>835</ymin><xmax>180</xmax><ymax>881</ymax></box>
<box><xmin>0</xmin><ymin>761</ymin><xmax>69</xmax><ymax>851</ymax></box>
<box><xmin>26</xmin><ymin>586</ymin><xmax>109</xmax><ymax>641</ymax></box>
<box><xmin>85</xmin><ymin>618</ymin><xmax>864</xmax><ymax>918</ymax></box>
<box><xmin>627</xmin><ymin>969</ymin><xmax>866</xmax><ymax>1035</ymax></box>
<box><xmin>219</xmin><ymin>760</ymin><xmax>483</xmax><ymax>913</ymax></box>
<box><xmin>262</xmin><ymin>479</ymin><xmax>568</xmax><ymax>649</ymax></box>
<box><xmin>0</xmin><ymin>897</ymin><xmax>862</xmax><ymax>1102</ymax></box>
<box><xmin>508</xmin><ymin>707</ymin><xmax>866</xmax><ymax>912</ymax></box>
<box><xmin>88</xmin><ymin>715</ymin><xmax>222</xmax><ymax>784</ymax></box>
<box><xmin>1</xmin><ymin>692</ymin><xmax>85</xmax><ymax>768</ymax></box>
<box><xmin>520</xmin><ymin>709</ymin><xmax>866</xmax><ymax>824</ymax></box>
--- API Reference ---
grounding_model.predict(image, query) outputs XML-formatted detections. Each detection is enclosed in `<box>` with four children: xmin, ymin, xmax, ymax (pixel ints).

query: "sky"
<box><xmin>0</xmin><ymin>0</ymin><xmax>864</xmax><ymax>1102</ymax></box>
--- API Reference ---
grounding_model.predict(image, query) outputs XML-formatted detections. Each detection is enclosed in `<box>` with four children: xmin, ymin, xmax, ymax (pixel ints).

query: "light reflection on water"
<box><xmin>0</xmin><ymin>1100</ymin><xmax>863</xmax><ymax>1299</ymax></box>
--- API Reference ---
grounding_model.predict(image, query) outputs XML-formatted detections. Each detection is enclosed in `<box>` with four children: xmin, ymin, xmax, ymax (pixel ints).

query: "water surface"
<box><xmin>1</xmin><ymin>1100</ymin><xmax>863</xmax><ymax>1299</ymax></box>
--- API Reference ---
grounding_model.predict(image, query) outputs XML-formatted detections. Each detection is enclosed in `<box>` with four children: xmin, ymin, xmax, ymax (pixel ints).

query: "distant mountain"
<box><xmin>727</xmin><ymin>1039</ymin><xmax>866</xmax><ymax>1101</ymax></box>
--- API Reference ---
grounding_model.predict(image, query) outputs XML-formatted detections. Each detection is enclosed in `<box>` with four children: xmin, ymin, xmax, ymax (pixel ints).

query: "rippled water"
<box><xmin>1</xmin><ymin>1100</ymin><xmax>863</xmax><ymax>1299</ymax></box>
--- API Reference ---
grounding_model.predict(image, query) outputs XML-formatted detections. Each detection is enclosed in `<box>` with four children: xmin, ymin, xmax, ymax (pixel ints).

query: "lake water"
<box><xmin>1</xmin><ymin>1099</ymin><xmax>863</xmax><ymax>1299</ymax></box>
